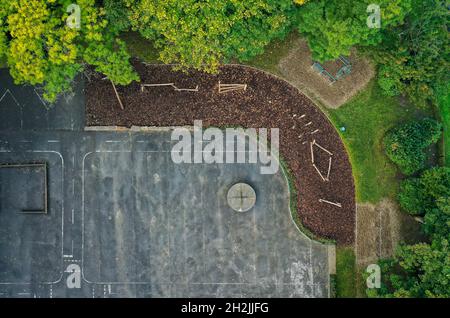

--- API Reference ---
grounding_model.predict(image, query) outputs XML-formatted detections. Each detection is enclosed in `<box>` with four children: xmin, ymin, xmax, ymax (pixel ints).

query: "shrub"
<box><xmin>0</xmin><ymin>0</ymin><xmax>138</xmax><ymax>102</ymax></box>
<box><xmin>103</xmin><ymin>0</ymin><xmax>130</xmax><ymax>33</ymax></box>
<box><xmin>125</xmin><ymin>0</ymin><xmax>298</xmax><ymax>72</ymax></box>
<box><xmin>398</xmin><ymin>167</ymin><xmax>450</xmax><ymax>215</ymax></box>
<box><xmin>384</xmin><ymin>118</ymin><xmax>442</xmax><ymax>175</ymax></box>
<box><xmin>423</xmin><ymin>197</ymin><xmax>450</xmax><ymax>240</ymax></box>
<box><xmin>371</xmin><ymin>0</ymin><xmax>449</xmax><ymax>107</ymax></box>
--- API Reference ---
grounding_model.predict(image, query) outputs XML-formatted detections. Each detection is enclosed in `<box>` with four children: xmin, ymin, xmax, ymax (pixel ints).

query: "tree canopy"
<box><xmin>296</xmin><ymin>0</ymin><xmax>412</xmax><ymax>62</ymax></box>
<box><xmin>372</xmin><ymin>166</ymin><xmax>450</xmax><ymax>298</ymax></box>
<box><xmin>384</xmin><ymin>118</ymin><xmax>442</xmax><ymax>175</ymax></box>
<box><xmin>398</xmin><ymin>167</ymin><xmax>450</xmax><ymax>216</ymax></box>
<box><xmin>371</xmin><ymin>0</ymin><xmax>449</xmax><ymax>107</ymax></box>
<box><xmin>124</xmin><ymin>0</ymin><xmax>299</xmax><ymax>72</ymax></box>
<box><xmin>372</xmin><ymin>238</ymin><xmax>450</xmax><ymax>298</ymax></box>
<box><xmin>0</xmin><ymin>0</ymin><xmax>447</xmax><ymax>107</ymax></box>
<box><xmin>0</xmin><ymin>0</ymin><xmax>138</xmax><ymax>101</ymax></box>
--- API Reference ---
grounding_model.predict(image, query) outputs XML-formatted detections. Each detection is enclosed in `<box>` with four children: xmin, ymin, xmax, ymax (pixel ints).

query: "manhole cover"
<box><xmin>227</xmin><ymin>183</ymin><xmax>256</xmax><ymax>212</ymax></box>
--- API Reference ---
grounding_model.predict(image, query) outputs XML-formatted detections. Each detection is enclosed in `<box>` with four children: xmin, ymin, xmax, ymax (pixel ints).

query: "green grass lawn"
<box><xmin>436</xmin><ymin>82</ymin><xmax>450</xmax><ymax>166</ymax></box>
<box><xmin>326</xmin><ymin>82</ymin><xmax>432</xmax><ymax>203</ymax></box>
<box><xmin>335</xmin><ymin>247</ymin><xmax>357</xmax><ymax>297</ymax></box>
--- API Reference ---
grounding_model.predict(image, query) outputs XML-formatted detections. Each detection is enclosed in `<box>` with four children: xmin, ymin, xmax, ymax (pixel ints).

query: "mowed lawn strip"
<box><xmin>335</xmin><ymin>247</ymin><xmax>356</xmax><ymax>298</ymax></box>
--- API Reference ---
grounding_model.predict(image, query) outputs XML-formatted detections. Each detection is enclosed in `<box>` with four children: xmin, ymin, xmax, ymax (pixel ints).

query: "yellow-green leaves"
<box><xmin>126</xmin><ymin>0</ymin><xmax>296</xmax><ymax>72</ymax></box>
<box><xmin>1</xmin><ymin>0</ymin><xmax>137</xmax><ymax>102</ymax></box>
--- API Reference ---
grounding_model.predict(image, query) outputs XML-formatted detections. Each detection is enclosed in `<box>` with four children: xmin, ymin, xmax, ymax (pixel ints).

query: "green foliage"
<box><xmin>0</xmin><ymin>0</ymin><xmax>138</xmax><ymax>102</ymax></box>
<box><xmin>373</xmin><ymin>239</ymin><xmax>450</xmax><ymax>298</ymax></box>
<box><xmin>103</xmin><ymin>0</ymin><xmax>130</xmax><ymax>33</ymax></box>
<box><xmin>336</xmin><ymin>247</ymin><xmax>356</xmax><ymax>297</ymax></box>
<box><xmin>0</xmin><ymin>17</ymin><xmax>6</xmax><ymax>58</ymax></box>
<box><xmin>398</xmin><ymin>167</ymin><xmax>450</xmax><ymax>215</ymax></box>
<box><xmin>327</xmin><ymin>81</ymin><xmax>429</xmax><ymax>203</ymax></box>
<box><xmin>125</xmin><ymin>0</ymin><xmax>298</xmax><ymax>72</ymax></box>
<box><xmin>424</xmin><ymin>197</ymin><xmax>450</xmax><ymax>240</ymax></box>
<box><xmin>297</xmin><ymin>0</ymin><xmax>412</xmax><ymax>62</ymax></box>
<box><xmin>374</xmin><ymin>165</ymin><xmax>450</xmax><ymax>298</ymax></box>
<box><xmin>372</xmin><ymin>0</ymin><xmax>449</xmax><ymax>107</ymax></box>
<box><xmin>398</xmin><ymin>178</ymin><xmax>423</xmax><ymax>215</ymax></box>
<box><xmin>83</xmin><ymin>39</ymin><xmax>139</xmax><ymax>85</ymax></box>
<box><xmin>436</xmin><ymin>82</ymin><xmax>450</xmax><ymax>166</ymax></box>
<box><xmin>384</xmin><ymin>118</ymin><xmax>442</xmax><ymax>175</ymax></box>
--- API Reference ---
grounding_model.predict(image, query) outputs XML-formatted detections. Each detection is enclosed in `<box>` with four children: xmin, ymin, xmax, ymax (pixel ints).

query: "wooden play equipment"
<box><xmin>312</xmin><ymin>56</ymin><xmax>352</xmax><ymax>85</ymax></box>
<box><xmin>218</xmin><ymin>82</ymin><xmax>247</xmax><ymax>93</ymax></box>
<box><xmin>319</xmin><ymin>199</ymin><xmax>342</xmax><ymax>208</ymax></box>
<box><xmin>140</xmin><ymin>83</ymin><xmax>199</xmax><ymax>92</ymax></box>
<box><xmin>110</xmin><ymin>80</ymin><xmax>124</xmax><ymax>110</ymax></box>
<box><xmin>310</xmin><ymin>139</ymin><xmax>334</xmax><ymax>182</ymax></box>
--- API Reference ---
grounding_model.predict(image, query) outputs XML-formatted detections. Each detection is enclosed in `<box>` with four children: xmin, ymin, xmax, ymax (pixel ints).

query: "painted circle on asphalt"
<box><xmin>227</xmin><ymin>183</ymin><xmax>256</xmax><ymax>212</ymax></box>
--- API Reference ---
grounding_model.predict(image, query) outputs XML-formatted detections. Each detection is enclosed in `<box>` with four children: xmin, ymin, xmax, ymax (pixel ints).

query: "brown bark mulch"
<box><xmin>86</xmin><ymin>62</ymin><xmax>356</xmax><ymax>245</ymax></box>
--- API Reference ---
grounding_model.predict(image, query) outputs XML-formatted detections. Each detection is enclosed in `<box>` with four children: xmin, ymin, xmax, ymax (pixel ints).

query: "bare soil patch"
<box><xmin>356</xmin><ymin>198</ymin><xmax>425</xmax><ymax>267</ymax></box>
<box><xmin>278</xmin><ymin>39</ymin><xmax>375</xmax><ymax>109</ymax></box>
<box><xmin>86</xmin><ymin>62</ymin><xmax>356</xmax><ymax>245</ymax></box>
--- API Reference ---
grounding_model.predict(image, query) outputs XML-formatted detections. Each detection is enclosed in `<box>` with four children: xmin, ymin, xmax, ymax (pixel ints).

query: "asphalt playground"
<box><xmin>0</xmin><ymin>70</ymin><xmax>330</xmax><ymax>298</ymax></box>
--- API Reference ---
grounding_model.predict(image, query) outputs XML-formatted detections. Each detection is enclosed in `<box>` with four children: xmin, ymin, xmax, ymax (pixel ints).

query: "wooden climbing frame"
<box><xmin>218</xmin><ymin>81</ymin><xmax>247</xmax><ymax>93</ymax></box>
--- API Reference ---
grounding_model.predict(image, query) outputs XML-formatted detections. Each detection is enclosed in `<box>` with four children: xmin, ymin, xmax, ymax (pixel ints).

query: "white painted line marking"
<box><xmin>0</xmin><ymin>89</ymin><xmax>23</xmax><ymax>129</ymax></box>
<box><xmin>0</xmin><ymin>150</ymin><xmax>65</xmax><ymax>286</ymax></box>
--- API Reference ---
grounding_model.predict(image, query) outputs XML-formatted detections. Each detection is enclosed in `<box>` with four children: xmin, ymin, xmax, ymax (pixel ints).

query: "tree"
<box><xmin>398</xmin><ymin>167</ymin><xmax>450</xmax><ymax>215</ymax></box>
<box><xmin>371</xmin><ymin>0</ymin><xmax>449</xmax><ymax>107</ymax></box>
<box><xmin>296</xmin><ymin>0</ymin><xmax>412</xmax><ymax>62</ymax></box>
<box><xmin>372</xmin><ymin>239</ymin><xmax>450</xmax><ymax>298</ymax></box>
<box><xmin>424</xmin><ymin>197</ymin><xmax>450</xmax><ymax>240</ymax></box>
<box><xmin>371</xmin><ymin>165</ymin><xmax>450</xmax><ymax>298</ymax></box>
<box><xmin>124</xmin><ymin>0</ymin><xmax>300</xmax><ymax>72</ymax></box>
<box><xmin>384</xmin><ymin>118</ymin><xmax>442</xmax><ymax>175</ymax></box>
<box><xmin>0</xmin><ymin>0</ymin><xmax>138</xmax><ymax>102</ymax></box>
<box><xmin>102</xmin><ymin>0</ymin><xmax>130</xmax><ymax>33</ymax></box>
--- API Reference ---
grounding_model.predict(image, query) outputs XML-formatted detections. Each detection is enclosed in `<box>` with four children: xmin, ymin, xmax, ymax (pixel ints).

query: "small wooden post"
<box><xmin>111</xmin><ymin>80</ymin><xmax>124</xmax><ymax>110</ymax></box>
<box><xmin>326</xmin><ymin>157</ymin><xmax>332</xmax><ymax>180</ymax></box>
<box><xmin>319</xmin><ymin>199</ymin><xmax>342</xmax><ymax>208</ymax></box>
<box><xmin>313</xmin><ymin>141</ymin><xmax>333</xmax><ymax>156</ymax></box>
<box><xmin>312</xmin><ymin>163</ymin><xmax>327</xmax><ymax>182</ymax></box>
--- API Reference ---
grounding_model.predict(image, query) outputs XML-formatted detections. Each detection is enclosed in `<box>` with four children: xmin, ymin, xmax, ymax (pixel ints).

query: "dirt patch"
<box><xmin>86</xmin><ymin>62</ymin><xmax>356</xmax><ymax>245</ymax></box>
<box><xmin>356</xmin><ymin>198</ymin><xmax>425</xmax><ymax>267</ymax></box>
<box><xmin>278</xmin><ymin>39</ymin><xmax>375</xmax><ymax>109</ymax></box>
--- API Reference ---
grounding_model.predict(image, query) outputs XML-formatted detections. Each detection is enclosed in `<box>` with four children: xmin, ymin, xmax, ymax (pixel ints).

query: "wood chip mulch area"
<box><xmin>86</xmin><ymin>62</ymin><xmax>356</xmax><ymax>245</ymax></box>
